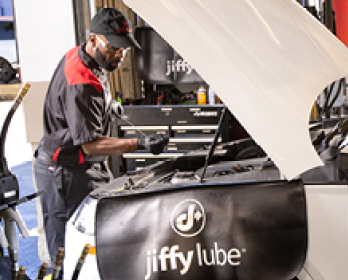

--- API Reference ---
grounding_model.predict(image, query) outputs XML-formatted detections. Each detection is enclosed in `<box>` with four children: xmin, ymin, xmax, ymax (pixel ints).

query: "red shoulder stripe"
<box><xmin>64</xmin><ymin>47</ymin><xmax>103</xmax><ymax>92</ymax></box>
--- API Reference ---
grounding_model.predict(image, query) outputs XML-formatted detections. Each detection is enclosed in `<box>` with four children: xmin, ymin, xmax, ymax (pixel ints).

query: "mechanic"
<box><xmin>33</xmin><ymin>7</ymin><xmax>168</xmax><ymax>273</ymax></box>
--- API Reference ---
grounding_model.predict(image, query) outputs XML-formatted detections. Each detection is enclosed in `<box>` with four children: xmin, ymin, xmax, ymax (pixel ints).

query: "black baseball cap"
<box><xmin>90</xmin><ymin>8</ymin><xmax>141</xmax><ymax>49</ymax></box>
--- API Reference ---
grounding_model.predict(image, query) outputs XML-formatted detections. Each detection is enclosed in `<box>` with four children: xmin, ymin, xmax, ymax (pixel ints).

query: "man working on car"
<box><xmin>33</xmin><ymin>7</ymin><xmax>168</xmax><ymax>271</ymax></box>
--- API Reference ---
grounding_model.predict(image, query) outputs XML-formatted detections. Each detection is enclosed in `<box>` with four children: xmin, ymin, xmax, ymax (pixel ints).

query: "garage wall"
<box><xmin>13</xmin><ymin>0</ymin><xmax>77</xmax><ymax>149</ymax></box>
<box><xmin>13</xmin><ymin>0</ymin><xmax>76</xmax><ymax>82</ymax></box>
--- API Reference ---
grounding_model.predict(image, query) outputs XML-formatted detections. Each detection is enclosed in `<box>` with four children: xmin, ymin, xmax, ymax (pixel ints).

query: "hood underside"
<box><xmin>125</xmin><ymin>0</ymin><xmax>348</xmax><ymax>179</ymax></box>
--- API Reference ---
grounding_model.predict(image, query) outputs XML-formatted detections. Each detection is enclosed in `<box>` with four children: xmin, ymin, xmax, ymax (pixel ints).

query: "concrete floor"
<box><xmin>0</xmin><ymin>101</ymin><xmax>41</xmax><ymax>279</ymax></box>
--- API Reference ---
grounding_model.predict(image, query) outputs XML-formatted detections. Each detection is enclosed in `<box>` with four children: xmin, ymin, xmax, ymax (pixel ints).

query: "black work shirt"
<box><xmin>40</xmin><ymin>44</ymin><xmax>113</xmax><ymax>164</ymax></box>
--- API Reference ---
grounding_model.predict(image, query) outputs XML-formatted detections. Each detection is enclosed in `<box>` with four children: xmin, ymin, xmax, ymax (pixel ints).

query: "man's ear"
<box><xmin>89</xmin><ymin>34</ymin><xmax>97</xmax><ymax>47</ymax></box>
<box><xmin>85</xmin><ymin>34</ymin><xmax>97</xmax><ymax>57</ymax></box>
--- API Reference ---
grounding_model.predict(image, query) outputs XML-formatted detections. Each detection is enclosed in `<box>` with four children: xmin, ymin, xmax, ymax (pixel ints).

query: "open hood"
<box><xmin>124</xmin><ymin>0</ymin><xmax>348</xmax><ymax>180</ymax></box>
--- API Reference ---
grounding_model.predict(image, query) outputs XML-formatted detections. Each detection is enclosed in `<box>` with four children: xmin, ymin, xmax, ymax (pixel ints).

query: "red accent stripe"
<box><xmin>78</xmin><ymin>149</ymin><xmax>85</xmax><ymax>165</ymax></box>
<box><xmin>333</xmin><ymin>0</ymin><xmax>348</xmax><ymax>46</ymax></box>
<box><xmin>64</xmin><ymin>47</ymin><xmax>103</xmax><ymax>92</ymax></box>
<box><xmin>52</xmin><ymin>147</ymin><xmax>61</xmax><ymax>162</ymax></box>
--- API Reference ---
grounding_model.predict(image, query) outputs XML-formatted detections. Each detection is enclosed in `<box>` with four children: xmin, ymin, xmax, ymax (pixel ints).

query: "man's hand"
<box><xmin>137</xmin><ymin>134</ymin><xmax>169</xmax><ymax>155</ymax></box>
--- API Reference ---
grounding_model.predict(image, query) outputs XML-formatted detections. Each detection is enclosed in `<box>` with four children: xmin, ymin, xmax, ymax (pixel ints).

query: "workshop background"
<box><xmin>1</xmin><ymin>0</ymin><xmax>348</xmax><ymax>279</ymax></box>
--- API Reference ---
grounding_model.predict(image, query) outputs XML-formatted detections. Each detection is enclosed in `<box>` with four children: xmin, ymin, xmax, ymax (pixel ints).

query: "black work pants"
<box><xmin>33</xmin><ymin>153</ymin><xmax>112</xmax><ymax>270</ymax></box>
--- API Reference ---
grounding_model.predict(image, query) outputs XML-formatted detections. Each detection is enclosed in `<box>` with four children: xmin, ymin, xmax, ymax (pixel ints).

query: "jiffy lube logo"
<box><xmin>144</xmin><ymin>199</ymin><xmax>246</xmax><ymax>279</ymax></box>
<box><xmin>171</xmin><ymin>199</ymin><xmax>205</xmax><ymax>237</ymax></box>
<box><xmin>165</xmin><ymin>59</ymin><xmax>193</xmax><ymax>76</ymax></box>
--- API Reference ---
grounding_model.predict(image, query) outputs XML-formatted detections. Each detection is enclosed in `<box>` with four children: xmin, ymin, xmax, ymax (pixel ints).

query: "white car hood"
<box><xmin>124</xmin><ymin>0</ymin><xmax>348</xmax><ymax>180</ymax></box>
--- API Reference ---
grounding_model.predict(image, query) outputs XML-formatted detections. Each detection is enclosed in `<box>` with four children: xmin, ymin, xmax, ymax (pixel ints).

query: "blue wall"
<box><xmin>0</xmin><ymin>0</ymin><xmax>16</xmax><ymax>62</ymax></box>
<box><xmin>0</xmin><ymin>0</ymin><xmax>14</xmax><ymax>40</ymax></box>
<box><xmin>0</xmin><ymin>0</ymin><xmax>14</xmax><ymax>16</ymax></box>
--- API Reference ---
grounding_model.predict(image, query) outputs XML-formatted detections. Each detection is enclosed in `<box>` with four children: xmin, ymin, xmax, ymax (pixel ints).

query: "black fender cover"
<box><xmin>95</xmin><ymin>180</ymin><xmax>307</xmax><ymax>280</ymax></box>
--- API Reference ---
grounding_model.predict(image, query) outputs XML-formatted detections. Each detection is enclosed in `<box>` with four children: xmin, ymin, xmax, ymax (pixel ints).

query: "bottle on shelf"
<box><xmin>196</xmin><ymin>84</ymin><xmax>207</xmax><ymax>105</ymax></box>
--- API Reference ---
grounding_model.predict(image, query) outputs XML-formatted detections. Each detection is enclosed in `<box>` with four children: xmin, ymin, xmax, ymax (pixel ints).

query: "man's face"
<box><xmin>93</xmin><ymin>34</ymin><xmax>129</xmax><ymax>72</ymax></box>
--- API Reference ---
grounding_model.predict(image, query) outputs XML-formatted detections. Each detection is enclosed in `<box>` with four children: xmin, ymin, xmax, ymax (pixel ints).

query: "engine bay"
<box><xmin>90</xmin><ymin>115</ymin><xmax>348</xmax><ymax>200</ymax></box>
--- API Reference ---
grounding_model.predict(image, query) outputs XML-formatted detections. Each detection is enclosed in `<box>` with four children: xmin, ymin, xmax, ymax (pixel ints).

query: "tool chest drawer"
<box><xmin>116</xmin><ymin>105</ymin><xmax>234</xmax><ymax>172</ymax></box>
<box><xmin>117</xmin><ymin>105</ymin><xmax>224</xmax><ymax>126</ymax></box>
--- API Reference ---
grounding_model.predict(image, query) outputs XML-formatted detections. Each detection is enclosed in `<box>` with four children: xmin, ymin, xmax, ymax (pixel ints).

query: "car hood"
<box><xmin>124</xmin><ymin>0</ymin><xmax>348</xmax><ymax>180</ymax></box>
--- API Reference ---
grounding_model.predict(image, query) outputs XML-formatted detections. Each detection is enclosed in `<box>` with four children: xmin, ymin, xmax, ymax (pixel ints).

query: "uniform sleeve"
<box><xmin>65</xmin><ymin>83</ymin><xmax>105</xmax><ymax>146</ymax></box>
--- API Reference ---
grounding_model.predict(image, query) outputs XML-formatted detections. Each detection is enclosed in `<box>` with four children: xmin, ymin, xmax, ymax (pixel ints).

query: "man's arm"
<box><xmin>81</xmin><ymin>136</ymin><xmax>139</xmax><ymax>156</ymax></box>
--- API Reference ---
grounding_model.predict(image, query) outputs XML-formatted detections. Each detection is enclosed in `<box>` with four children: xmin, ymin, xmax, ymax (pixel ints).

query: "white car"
<box><xmin>64</xmin><ymin>1</ymin><xmax>348</xmax><ymax>280</ymax></box>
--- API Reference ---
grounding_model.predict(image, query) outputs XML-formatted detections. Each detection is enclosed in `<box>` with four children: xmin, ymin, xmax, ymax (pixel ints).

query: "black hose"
<box><xmin>0</xmin><ymin>83</ymin><xmax>30</xmax><ymax>177</ymax></box>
